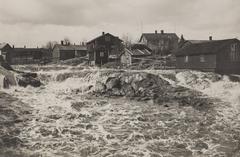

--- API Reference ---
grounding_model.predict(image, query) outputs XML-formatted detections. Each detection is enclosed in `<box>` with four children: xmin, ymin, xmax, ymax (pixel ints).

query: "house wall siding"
<box><xmin>216</xmin><ymin>42</ymin><xmax>240</xmax><ymax>74</ymax></box>
<box><xmin>120</xmin><ymin>52</ymin><xmax>132</xmax><ymax>66</ymax></box>
<box><xmin>87</xmin><ymin>34</ymin><xmax>123</xmax><ymax>65</ymax></box>
<box><xmin>176</xmin><ymin>54</ymin><xmax>217</xmax><ymax>72</ymax></box>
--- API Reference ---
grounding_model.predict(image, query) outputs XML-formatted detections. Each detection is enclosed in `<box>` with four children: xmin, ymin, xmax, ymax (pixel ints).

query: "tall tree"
<box><xmin>44</xmin><ymin>41</ymin><xmax>58</xmax><ymax>50</ymax></box>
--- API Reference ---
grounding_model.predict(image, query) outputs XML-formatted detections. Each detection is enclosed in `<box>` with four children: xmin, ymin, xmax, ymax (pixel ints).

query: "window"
<box><xmin>230</xmin><ymin>43</ymin><xmax>239</xmax><ymax>62</ymax></box>
<box><xmin>184</xmin><ymin>56</ymin><xmax>189</xmax><ymax>63</ymax></box>
<box><xmin>231</xmin><ymin>44</ymin><xmax>237</xmax><ymax>52</ymax></box>
<box><xmin>100</xmin><ymin>52</ymin><xmax>105</xmax><ymax>57</ymax></box>
<box><xmin>200</xmin><ymin>55</ymin><xmax>205</xmax><ymax>62</ymax></box>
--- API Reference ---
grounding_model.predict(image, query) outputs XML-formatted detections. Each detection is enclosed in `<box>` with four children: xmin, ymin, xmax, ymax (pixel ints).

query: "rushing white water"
<box><xmin>2</xmin><ymin>66</ymin><xmax>240</xmax><ymax>157</ymax></box>
<box><xmin>176</xmin><ymin>71</ymin><xmax>240</xmax><ymax>107</ymax></box>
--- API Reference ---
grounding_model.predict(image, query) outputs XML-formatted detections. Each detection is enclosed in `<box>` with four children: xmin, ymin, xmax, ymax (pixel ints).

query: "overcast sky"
<box><xmin>0</xmin><ymin>0</ymin><xmax>239</xmax><ymax>47</ymax></box>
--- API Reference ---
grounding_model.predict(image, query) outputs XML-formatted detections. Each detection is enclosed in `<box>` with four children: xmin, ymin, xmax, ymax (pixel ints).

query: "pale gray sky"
<box><xmin>0</xmin><ymin>0</ymin><xmax>239</xmax><ymax>47</ymax></box>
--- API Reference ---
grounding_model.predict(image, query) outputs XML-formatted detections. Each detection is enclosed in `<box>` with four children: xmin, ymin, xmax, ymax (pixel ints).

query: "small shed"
<box><xmin>120</xmin><ymin>44</ymin><xmax>152</xmax><ymax>66</ymax></box>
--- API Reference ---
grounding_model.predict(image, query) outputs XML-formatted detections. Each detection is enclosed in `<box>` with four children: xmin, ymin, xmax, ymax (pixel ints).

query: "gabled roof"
<box><xmin>176</xmin><ymin>38</ymin><xmax>239</xmax><ymax>56</ymax></box>
<box><xmin>87</xmin><ymin>33</ymin><xmax>123</xmax><ymax>44</ymax></box>
<box><xmin>178</xmin><ymin>39</ymin><xmax>211</xmax><ymax>49</ymax></box>
<box><xmin>0</xmin><ymin>43</ymin><xmax>11</xmax><ymax>50</ymax></box>
<box><xmin>54</xmin><ymin>44</ymin><xmax>87</xmax><ymax>51</ymax></box>
<box><xmin>140</xmin><ymin>33</ymin><xmax>179</xmax><ymax>42</ymax></box>
<box><xmin>131</xmin><ymin>43</ymin><xmax>152</xmax><ymax>51</ymax></box>
<box><xmin>122</xmin><ymin>48</ymin><xmax>152</xmax><ymax>56</ymax></box>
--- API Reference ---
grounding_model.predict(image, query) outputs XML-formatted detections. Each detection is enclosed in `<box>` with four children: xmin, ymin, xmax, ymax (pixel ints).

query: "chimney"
<box><xmin>155</xmin><ymin>30</ymin><xmax>158</xmax><ymax>34</ymax></box>
<box><xmin>12</xmin><ymin>45</ymin><xmax>14</xmax><ymax>48</ymax></box>
<box><xmin>161</xmin><ymin>30</ymin><xmax>164</xmax><ymax>34</ymax></box>
<box><xmin>209</xmin><ymin>36</ymin><xmax>213</xmax><ymax>41</ymax></box>
<box><xmin>24</xmin><ymin>45</ymin><xmax>26</xmax><ymax>48</ymax></box>
<box><xmin>102</xmin><ymin>32</ymin><xmax>105</xmax><ymax>35</ymax></box>
<box><xmin>61</xmin><ymin>40</ymin><xmax>64</xmax><ymax>45</ymax></box>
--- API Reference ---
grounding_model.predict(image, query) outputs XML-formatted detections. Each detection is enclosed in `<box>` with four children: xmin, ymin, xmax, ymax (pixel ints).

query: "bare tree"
<box><xmin>121</xmin><ymin>33</ymin><xmax>133</xmax><ymax>48</ymax></box>
<box><xmin>44</xmin><ymin>41</ymin><xmax>58</xmax><ymax>50</ymax></box>
<box><xmin>63</xmin><ymin>37</ymin><xmax>71</xmax><ymax>45</ymax></box>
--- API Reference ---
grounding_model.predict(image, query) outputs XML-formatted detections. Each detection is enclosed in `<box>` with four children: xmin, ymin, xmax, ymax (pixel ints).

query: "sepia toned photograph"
<box><xmin>0</xmin><ymin>0</ymin><xmax>240</xmax><ymax>156</ymax></box>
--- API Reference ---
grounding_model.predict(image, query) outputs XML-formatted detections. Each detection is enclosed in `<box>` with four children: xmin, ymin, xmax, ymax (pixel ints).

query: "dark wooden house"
<box><xmin>139</xmin><ymin>30</ymin><xmax>179</xmax><ymax>56</ymax></box>
<box><xmin>87</xmin><ymin>32</ymin><xmax>123</xmax><ymax>65</ymax></box>
<box><xmin>52</xmin><ymin>42</ymin><xmax>87</xmax><ymax>62</ymax></box>
<box><xmin>175</xmin><ymin>38</ymin><xmax>240</xmax><ymax>74</ymax></box>
<box><xmin>0</xmin><ymin>43</ymin><xmax>12</xmax><ymax>60</ymax></box>
<box><xmin>178</xmin><ymin>35</ymin><xmax>210</xmax><ymax>49</ymax></box>
<box><xmin>6</xmin><ymin>48</ymin><xmax>51</xmax><ymax>65</ymax></box>
<box><xmin>120</xmin><ymin>43</ymin><xmax>152</xmax><ymax>66</ymax></box>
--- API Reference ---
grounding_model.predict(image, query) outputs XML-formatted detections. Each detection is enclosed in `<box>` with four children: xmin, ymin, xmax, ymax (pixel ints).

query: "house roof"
<box><xmin>140</xmin><ymin>33</ymin><xmax>179</xmax><ymax>42</ymax></box>
<box><xmin>54</xmin><ymin>44</ymin><xmax>87</xmax><ymax>51</ymax></box>
<box><xmin>131</xmin><ymin>43</ymin><xmax>152</xmax><ymax>51</ymax></box>
<box><xmin>175</xmin><ymin>38</ymin><xmax>239</xmax><ymax>57</ymax></box>
<box><xmin>10</xmin><ymin>48</ymin><xmax>50</xmax><ymax>53</ymax></box>
<box><xmin>178</xmin><ymin>39</ymin><xmax>211</xmax><ymax>49</ymax></box>
<box><xmin>87</xmin><ymin>33</ymin><xmax>123</xmax><ymax>44</ymax></box>
<box><xmin>122</xmin><ymin>48</ymin><xmax>152</xmax><ymax>56</ymax></box>
<box><xmin>0</xmin><ymin>43</ymin><xmax>11</xmax><ymax>50</ymax></box>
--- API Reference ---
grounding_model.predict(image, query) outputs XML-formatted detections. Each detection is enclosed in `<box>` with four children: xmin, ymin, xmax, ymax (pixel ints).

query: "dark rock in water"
<box><xmin>193</xmin><ymin>140</ymin><xmax>209</xmax><ymax>150</ymax></box>
<box><xmin>137</xmin><ymin>116</ymin><xmax>148</xmax><ymax>122</ymax></box>
<box><xmin>71</xmin><ymin>102</ymin><xmax>88</xmax><ymax>111</ymax></box>
<box><xmin>21</xmin><ymin>72</ymin><xmax>38</xmax><ymax>78</ymax></box>
<box><xmin>121</xmin><ymin>83</ymin><xmax>135</xmax><ymax>97</ymax></box>
<box><xmin>17</xmin><ymin>76</ymin><xmax>41</xmax><ymax>88</ymax></box>
<box><xmin>0</xmin><ymin>56</ymin><xmax>14</xmax><ymax>71</ymax></box>
<box><xmin>106</xmin><ymin>77</ymin><xmax>121</xmax><ymax>89</ymax></box>
<box><xmin>1</xmin><ymin>135</ymin><xmax>23</xmax><ymax>147</ymax></box>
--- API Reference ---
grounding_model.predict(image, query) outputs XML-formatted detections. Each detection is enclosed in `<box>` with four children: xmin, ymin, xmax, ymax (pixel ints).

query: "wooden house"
<box><xmin>52</xmin><ymin>42</ymin><xmax>87</xmax><ymax>62</ymax></box>
<box><xmin>175</xmin><ymin>38</ymin><xmax>240</xmax><ymax>74</ymax></box>
<box><xmin>87</xmin><ymin>32</ymin><xmax>123</xmax><ymax>66</ymax></box>
<box><xmin>6</xmin><ymin>47</ymin><xmax>51</xmax><ymax>65</ymax></box>
<box><xmin>139</xmin><ymin>30</ymin><xmax>179</xmax><ymax>56</ymax></box>
<box><xmin>0</xmin><ymin>43</ymin><xmax>12</xmax><ymax>60</ymax></box>
<box><xmin>120</xmin><ymin>43</ymin><xmax>152</xmax><ymax>66</ymax></box>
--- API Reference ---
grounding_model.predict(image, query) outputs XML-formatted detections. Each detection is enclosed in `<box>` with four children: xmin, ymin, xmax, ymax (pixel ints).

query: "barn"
<box><xmin>175</xmin><ymin>38</ymin><xmax>240</xmax><ymax>74</ymax></box>
<box><xmin>52</xmin><ymin>42</ymin><xmax>87</xmax><ymax>62</ymax></box>
<box><xmin>6</xmin><ymin>48</ymin><xmax>51</xmax><ymax>65</ymax></box>
<box><xmin>87</xmin><ymin>32</ymin><xmax>123</xmax><ymax>66</ymax></box>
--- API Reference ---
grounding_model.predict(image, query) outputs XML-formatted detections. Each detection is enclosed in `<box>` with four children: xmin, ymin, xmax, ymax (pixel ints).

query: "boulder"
<box><xmin>95</xmin><ymin>82</ymin><xmax>106</xmax><ymax>93</ymax></box>
<box><xmin>106</xmin><ymin>77</ymin><xmax>121</xmax><ymax>89</ymax></box>
<box><xmin>17</xmin><ymin>75</ymin><xmax>41</xmax><ymax>88</ymax></box>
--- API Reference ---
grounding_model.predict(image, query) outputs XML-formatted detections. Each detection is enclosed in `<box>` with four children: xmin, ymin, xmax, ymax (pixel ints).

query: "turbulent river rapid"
<box><xmin>3</xmin><ymin>65</ymin><xmax>240</xmax><ymax>157</ymax></box>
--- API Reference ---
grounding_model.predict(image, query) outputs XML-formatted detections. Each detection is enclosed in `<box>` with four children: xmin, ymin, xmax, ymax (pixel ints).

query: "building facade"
<box><xmin>6</xmin><ymin>48</ymin><xmax>51</xmax><ymax>65</ymax></box>
<box><xmin>87</xmin><ymin>32</ymin><xmax>123</xmax><ymax>66</ymax></box>
<box><xmin>139</xmin><ymin>30</ymin><xmax>179</xmax><ymax>56</ymax></box>
<box><xmin>52</xmin><ymin>42</ymin><xmax>87</xmax><ymax>62</ymax></box>
<box><xmin>0</xmin><ymin>43</ymin><xmax>12</xmax><ymax>60</ymax></box>
<box><xmin>175</xmin><ymin>38</ymin><xmax>240</xmax><ymax>74</ymax></box>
